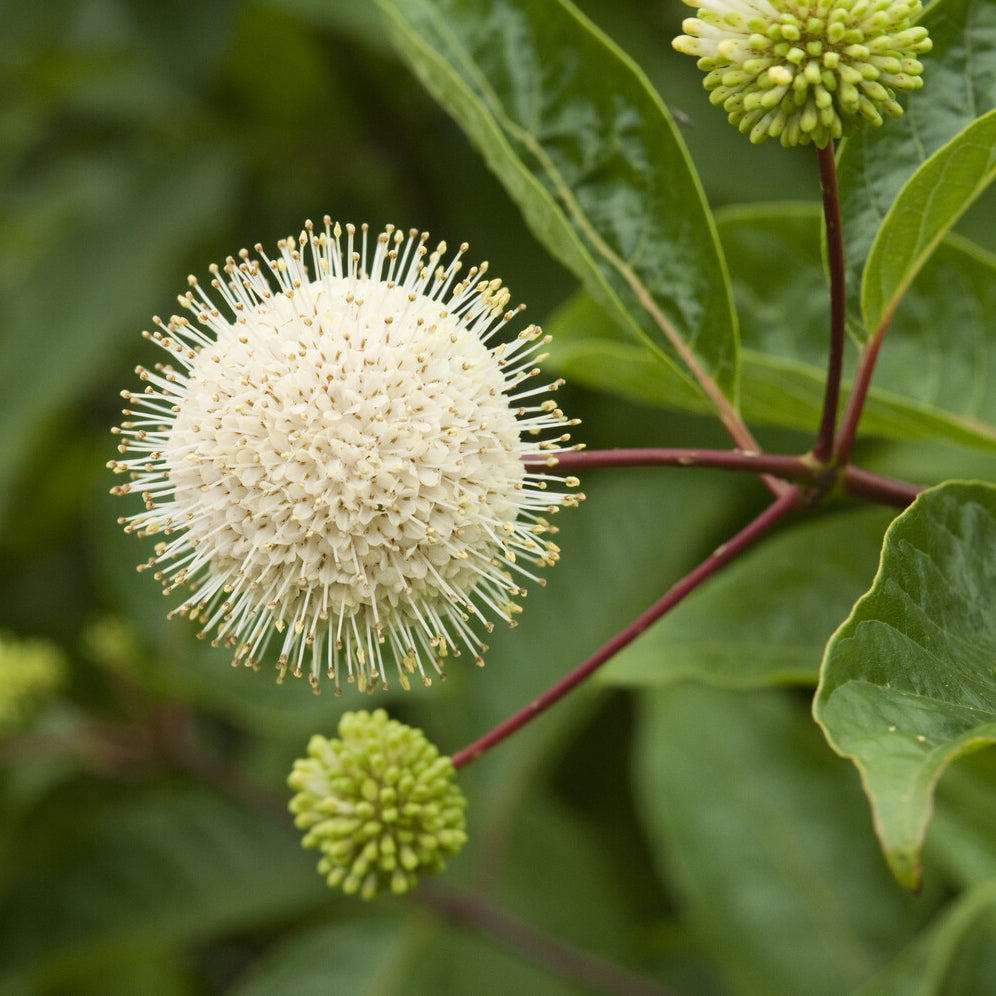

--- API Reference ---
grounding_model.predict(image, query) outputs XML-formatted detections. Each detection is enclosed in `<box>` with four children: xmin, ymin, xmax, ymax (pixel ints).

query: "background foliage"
<box><xmin>2</xmin><ymin>0</ymin><xmax>996</xmax><ymax>993</ymax></box>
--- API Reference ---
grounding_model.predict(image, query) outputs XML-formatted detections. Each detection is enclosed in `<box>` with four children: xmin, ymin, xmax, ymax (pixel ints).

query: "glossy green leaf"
<box><xmin>861</xmin><ymin>109</ymin><xmax>996</xmax><ymax>335</ymax></box>
<box><xmin>548</xmin><ymin>205</ymin><xmax>996</xmax><ymax>448</ymax></box>
<box><xmin>814</xmin><ymin>482</ymin><xmax>996</xmax><ymax>891</ymax></box>
<box><xmin>635</xmin><ymin>685</ymin><xmax>923</xmax><ymax>996</ymax></box>
<box><xmin>373</xmin><ymin>0</ymin><xmax>739</xmax><ymax>401</ymax></box>
<box><xmin>837</xmin><ymin>0</ymin><xmax>996</xmax><ymax>334</ymax></box>
<box><xmin>726</xmin><ymin>206</ymin><xmax>996</xmax><ymax>449</ymax></box>
<box><xmin>600</xmin><ymin>508</ymin><xmax>894</xmax><ymax>689</ymax></box>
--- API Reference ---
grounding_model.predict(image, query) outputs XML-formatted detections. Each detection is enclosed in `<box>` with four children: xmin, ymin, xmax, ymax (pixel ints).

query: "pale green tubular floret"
<box><xmin>288</xmin><ymin>709</ymin><xmax>467</xmax><ymax>899</ymax></box>
<box><xmin>674</xmin><ymin>0</ymin><xmax>932</xmax><ymax>147</ymax></box>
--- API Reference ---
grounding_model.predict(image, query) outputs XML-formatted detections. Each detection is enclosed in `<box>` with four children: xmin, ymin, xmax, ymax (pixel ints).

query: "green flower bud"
<box><xmin>674</xmin><ymin>0</ymin><xmax>932</xmax><ymax>147</ymax></box>
<box><xmin>288</xmin><ymin>709</ymin><xmax>467</xmax><ymax>899</ymax></box>
<box><xmin>0</xmin><ymin>632</ymin><xmax>65</xmax><ymax>731</ymax></box>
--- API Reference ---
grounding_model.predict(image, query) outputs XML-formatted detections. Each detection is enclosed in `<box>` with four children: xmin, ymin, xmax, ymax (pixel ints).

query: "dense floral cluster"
<box><xmin>288</xmin><ymin>709</ymin><xmax>467</xmax><ymax>899</ymax></box>
<box><xmin>674</xmin><ymin>0</ymin><xmax>932</xmax><ymax>147</ymax></box>
<box><xmin>109</xmin><ymin>220</ymin><xmax>581</xmax><ymax>692</ymax></box>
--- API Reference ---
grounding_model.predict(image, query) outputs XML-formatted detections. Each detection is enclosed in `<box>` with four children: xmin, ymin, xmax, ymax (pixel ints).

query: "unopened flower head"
<box><xmin>288</xmin><ymin>709</ymin><xmax>467</xmax><ymax>899</ymax></box>
<box><xmin>109</xmin><ymin>220</ymin><xmax>582</xmax><ymax>692</ymax></box>
<box><xmin>673</xmin><ymin>0</ymin><xmax>932</xmax><ymax>147</ymax></box>
<box><xmin>0</xmin><ymin>633</ymin><xmax>65</xmax><ymax>731</ymax></box>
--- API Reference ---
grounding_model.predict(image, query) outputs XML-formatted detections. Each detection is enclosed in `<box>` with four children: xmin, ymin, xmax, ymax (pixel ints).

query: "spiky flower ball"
<box><xmin>673</xmin><ymin>0</ymin><xmax>932</xmax><ymax>147</ymax></box>
<box><xmin>288</xmin><ymin>709</ymin><xmax>467</xmax><ymax>899</ymax></box>
<box><xmin>109</xmin><ymin>220</ymin><xmax>582</xmax><ymax>692</ymax></box>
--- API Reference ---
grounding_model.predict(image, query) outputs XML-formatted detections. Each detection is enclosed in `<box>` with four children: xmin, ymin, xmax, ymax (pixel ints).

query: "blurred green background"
<box><xmin>4</xmin><ymin>1</ymin><xmax>993</xmax><ymax>993</ymax></box>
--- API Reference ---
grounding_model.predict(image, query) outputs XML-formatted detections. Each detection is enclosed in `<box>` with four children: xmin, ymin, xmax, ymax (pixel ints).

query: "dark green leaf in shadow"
<box><xmin>373</xmin><ymin>0</ymin><xmax>738</xmax><ymax>401</ymax></box>
<box><xmin>929</xmin><ymin>750</ymin><xmax>996</xmax><ymax>887</ymax></box>
<box><xmin>0</xmin><ymin>786</ymin><xmax>327</xmax><ymax>990</ymax></box>
<box><xmin>635</xmin><ymin>685</ymin><xmax>924</xmax><ymax>996</ymax></box>
<box><xmin>837</xmin><ymin>0</ymin><xmax>996</xmax><ymax>334</ymax></box>
<box><xmin>600</xmin><ymin>507</ymin><xmax>894</xmax><ymax>689</ymax></box>
<box><xmin>857</xmin><ymin>880</ymin><xmax>996</xmax><ymax>996</ymax></box>
<box><xmin>814</xmin><ymin>482</ymin><xmax>996</xmax><ymax>891</ymax></box>
<box><xmin>232</xmin><ymin>918</ymin><xmax>416</xmax><ymax>996</ymax></box>
<box><xmin>0</xmin><ymin>144</ymin><xmax>241</xmax><ymax>531</ymax></box>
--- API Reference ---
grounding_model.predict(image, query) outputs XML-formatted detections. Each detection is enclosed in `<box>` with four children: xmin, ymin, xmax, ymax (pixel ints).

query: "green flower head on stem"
<box><xmin>288</xmin><ymin>709</ymin><xmax>467</xmax><ymax>899</ymax></box>
<box><xmin>673</xmin><ymin>0</ymin><xmax>932</xmax><ymax>147</ymax></box>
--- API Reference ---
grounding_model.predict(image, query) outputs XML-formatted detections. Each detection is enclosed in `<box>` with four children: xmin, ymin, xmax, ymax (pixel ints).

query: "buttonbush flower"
<box><xmin>109</xmin><ymin>221</ymin><xmax>581</xmax><ymax>692</ymax></box>
<box><xmin>288</xmin><ymin>709</ymin><xmax>467</xmax><ymax>899</ymax></box>
<box><xmin>673</xmin><ymin>0</ymin><xmax>932</xmax><ymax>147</ymax></box>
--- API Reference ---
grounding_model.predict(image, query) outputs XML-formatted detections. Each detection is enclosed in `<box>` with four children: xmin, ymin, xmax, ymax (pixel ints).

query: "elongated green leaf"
<box><xmin>862</xmin><ymin>109</ymin><xmax>996</xmax><ymax>334</ymax></box>
<box><xmin>600</xmin><ymin>508</ymin><xmax>894</xmax><ymax>689</ymax></box>
<box><xmin>374</xmin><ymin>0</ymin><xmax>738</xmax><ymax>401</ymax></box>
<box><xmin>814</xmin><ymin>482</ymin><xmax>996</xmax><ymax>891</ymax></box>
<box><xmin>635</xmin><ymin>685</ymin><xmax>923</xmax><ymax>996</ymax></box>
<box><xmin>858</xmin><ymin>880</ymin><xmax>996</xmax><ymax>996</ymax></box>
<box><xmin>838</xmin><ymin>0</ymin><xmax>996</xmax><ymax>334</ymax></box>
<box><xmin>548</xmin><ymin>205</ymin><xmax>996</xmax><ymax>448</ymax></box>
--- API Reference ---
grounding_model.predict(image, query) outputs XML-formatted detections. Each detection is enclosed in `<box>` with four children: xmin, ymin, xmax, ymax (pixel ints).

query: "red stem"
<box><xmin>842</xmin><ymin>464</ymin><xmax>923</xmax><ymax>508</ymax></box>
<box><xmin>813</xmin><ymin>142</ymin><xmax>846</xmax><ymax>465</ymax></box>
<box><xmin>525</xmin><ymin>447</ymin><xmax>813</xmax><ymax>480</ymax></box>
<box><xmin>450</xmin><ymin>486</ymin><xmax>801</xmax><ymax>769</ymax></box>
<box><xmin>834</xmin><ymin>328</ymin><xmax>887</xmax><ymax>466</ymax></box>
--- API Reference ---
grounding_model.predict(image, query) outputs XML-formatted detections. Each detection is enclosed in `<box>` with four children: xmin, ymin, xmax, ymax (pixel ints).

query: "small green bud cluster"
<box><xmin>0</xmin><ymin>632</ymin><xmax>65</xmax><ymax>731</ymax></box>
<box><xmin>288</xmin><ymin>709</ymin><xmax>467</xmax><ymax>899</ymax></box>
<box><xmin>673</xmin><ymin>0</ymin><xmax>932</xmax><ymax>147</ymax></box>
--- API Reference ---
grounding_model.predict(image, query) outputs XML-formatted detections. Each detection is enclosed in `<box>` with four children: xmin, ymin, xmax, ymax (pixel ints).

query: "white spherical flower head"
<box><xmin>110</xmin><ymin>220</ymin><xmax>582</xmax><ymax>692</ymax></box>
<box><xmin>673</xmin><ymin>0</ymin><xmax>932</xmax><ymax>147</ymax></box>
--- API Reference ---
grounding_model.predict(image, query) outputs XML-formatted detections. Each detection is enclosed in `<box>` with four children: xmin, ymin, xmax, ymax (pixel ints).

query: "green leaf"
<box><xmin>837</xmin><ymin>0</ymin><xmax>996</xmax><ymax>334</ymax></box>
<box><xmin>548</xmin><ymin>205</ymin><xmax>996</xmax><ymax>448</ymax></box>
<box><xmin>543</xmin><ymin>291</ymin><xmax>709</xmax><ymax>413</ymax></box>
<box><xmin>930</xmin><ymin>751</ymin><xmax>996</xmax><ymax>887</ymax></box>
<box><xmin>232</xmin><ymin>918</ymin><xmax>417</xmax><ymax>996</ymax></box>
<box><xmin>861</xmin><ymin>109</ymin><xmax>996</xmax><ymax>335</ymax></box>
<box><xmin>0</xmin><ymin>144</ymin><xmax>240</xmax><ymax>532</ymax></box>
<box><xmin>858</xmin><ymin>880</ymin><xmax>996</xmax><ymax>996</ymax></box>
<box><xmin>635</xmin><ymin>685</ymin><xmax>924</xmax><ymax>996</ymax></box>
<box><xmin>0</xmin><ymin>786</ymin><xmax>326</xmax><ymax>990</ymax></box>
<box><xmin>373</xmin><ymin>0</ymin><xmax>739</xmax><ymax>401</ymax></box>
<box><xmin>726</xmin><ymin>206</ymin><xmax>996</xmax><ymax>449</ymax></box>
<box><xmin>814</xmin><ymin>482</ymin><xmax>996</xmax><ymax>891</ymax></box>
<box><xmin>600</xmin><ymin>507</ymin><xmax>894</xmax><ymax>689</ymax></box>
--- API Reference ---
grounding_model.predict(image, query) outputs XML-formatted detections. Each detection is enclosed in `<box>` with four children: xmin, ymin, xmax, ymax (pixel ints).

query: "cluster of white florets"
<box><xmin>674</xmin><ymin>0</ymin><xmax>932</xmax><ymax>147</ymax></box>
<box><xmin>109</xmin><ymin>220</ymin><xmax>581</xmax><ymax>692</ymax></box>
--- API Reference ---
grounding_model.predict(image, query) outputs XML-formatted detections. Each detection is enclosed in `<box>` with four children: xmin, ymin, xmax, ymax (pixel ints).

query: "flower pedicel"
<box><xmin>109</xmin><ymin>220</ymin><xmax>582</xmax><ymax>692</ymax></box>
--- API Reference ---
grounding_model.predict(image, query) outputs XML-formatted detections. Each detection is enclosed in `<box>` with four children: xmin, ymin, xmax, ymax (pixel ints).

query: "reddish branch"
<box><xmin>451</xmin><ymin>486</ymin><xmax>802</xmax><ymax>768</ymax></box>
<box><xmin>813</xmin><ymin>142</ymin><xmax>847</xmax><ymax>465</ymax></box>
